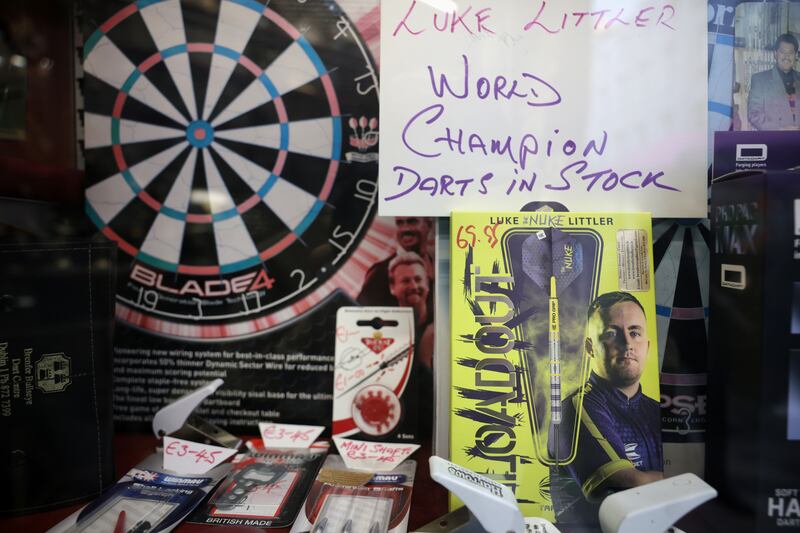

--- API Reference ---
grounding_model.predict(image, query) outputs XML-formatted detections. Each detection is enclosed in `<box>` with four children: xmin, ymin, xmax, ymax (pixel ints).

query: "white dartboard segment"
<box><xmin>263</xmin><ymin>178</ymin><xmax>318</xmax><ymax>231</ymax></box>
<box><xmin>140</xmin><ymin>214</ymin><xmax>186</xmax><ymax>266</ymax></box>
<box><xmin>84</xmin><ymin>35</ymin><xmax>188</xmax><ymax>126</ymax></box>
<box><xmin>139</xmin><ymin>0</ymin><xmax>199</xmax><ymax>120</ymax></box>
<box><xmin>213</xmin><ymin>215</ymin><xmax>260</xmax><ymax>266</ymax></box>
<box><xmin>211</xmin><ymin>142</ymin><xmax>270</xmax><ymax>193</ymax></box>
<box><xmin>202</xmin><ymin>0</ymin><xmax>263</xmax><ymax>119</ymax></box>
<box><xmin>86</xmin><ymin>174</ymin><xmax>137</xmax><ymax>224</ymax></box>
<box><xmin>161</xmin><ymin>147</ymin><xmax>198</xmax><ymax>213</ymax></box>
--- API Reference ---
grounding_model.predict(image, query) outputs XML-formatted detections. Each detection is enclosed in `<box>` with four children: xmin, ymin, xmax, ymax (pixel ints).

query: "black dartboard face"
<box><xmin>82</xmin><ymin>0</ymin><xmax>380</xmax><ymax>339</ymax></box>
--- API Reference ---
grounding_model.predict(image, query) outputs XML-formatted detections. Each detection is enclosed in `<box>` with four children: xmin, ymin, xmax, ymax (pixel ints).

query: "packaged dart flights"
<box><xmin>332</xmin><ymin>307</ymin><xmax>420</xmax><ymax>442</ymax></box>
<box><xmin>188</xmin><ymin>446</ymin><xmax>326</xmax><ymax>528</ymax></box>
<box><xmin>289</xmin><ymin>455</ymin><xmax>415</xmax><ymax>533</ymax></box>
<box><xmin>449</xmin><ymin>212</ymin><xmax>661</xmax><ymax>529</ymax></box>
<box><xmin>49</xmin><ymin>453</ymin><xmax>230</xmax><ymax>533</ymax></box>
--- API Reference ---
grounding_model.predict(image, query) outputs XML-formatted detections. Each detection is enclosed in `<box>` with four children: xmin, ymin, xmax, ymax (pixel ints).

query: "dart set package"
<box><xmin>49</xmin><ymin>452</ymin><xmax>230</xmax><ymax>533</ymax></box>
<box><xmin>449</xmin><ymin>212</ymin><xmax>661</xmax><ymax>528</ymax></box>
<box><xmin>188</xmin><ymin>446</ymin><xmax>327</xmax><ymax>527</ymax></box>
<box><xmin>332</xmin><ymin>308</ymin><xmax>420</xmax><ymax>442</ymax></box>
<box><xmin>289</xmin><ymin>455</ymin><xmax>415</xmax><ymax>533</ymax></box>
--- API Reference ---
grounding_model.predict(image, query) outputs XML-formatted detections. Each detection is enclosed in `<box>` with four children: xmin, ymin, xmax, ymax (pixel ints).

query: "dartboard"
<box><xmin>652</xmin><ymin>219</ymin><xmax>711</xmax><ymax>370</ymax></box>
<box><xmin>82</xmin><ymin>0</ymin><xmax>381</xmax><ymax>339</ymax></box>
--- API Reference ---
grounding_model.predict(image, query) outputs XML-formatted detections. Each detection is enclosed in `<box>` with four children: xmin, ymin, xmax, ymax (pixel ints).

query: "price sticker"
<box><xmin>333</xmin><ymin>436</ymin><xmax>419</xmax><ymax>472</ymax></box>
<box><xmin>258</xmin><ymin>422</ymin><xmax>325</xmax><ymax>449</ymax></box>
<box><xmin>162</xmin><ymin>436</ymin><xmax>237</xmax><ymax>475</ymax></box>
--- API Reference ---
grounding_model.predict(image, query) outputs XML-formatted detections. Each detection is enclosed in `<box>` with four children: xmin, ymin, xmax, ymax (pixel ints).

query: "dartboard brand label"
<box><xmin>130</xmin><ymin>263</ymin><xmax>275</xmax><ymax>297</ymax></box>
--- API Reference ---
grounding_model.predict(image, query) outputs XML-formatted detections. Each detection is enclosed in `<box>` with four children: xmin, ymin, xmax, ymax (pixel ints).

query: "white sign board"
<box><xmin>379</xmin><ymin>0</ymin><xmax>707</xmax><ymax>217</ymax></box>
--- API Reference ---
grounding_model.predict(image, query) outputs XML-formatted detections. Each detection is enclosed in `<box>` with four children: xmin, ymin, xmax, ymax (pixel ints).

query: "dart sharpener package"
<box><xmin>290</xmin><ymin>455</ymin><xmax>415</xmax><ymax>533</ymax></box>
<box><xmin>449</xmin><ymin>212</ymin><xmax>661</xmax><ymax>528</ymax></box>
<box><xmin>188</xmin><ymin>446</ymin><xmax>327</xmax><ymax>527</ymax></box>
<box><xmin>49</xmin><ymin>453</ymin><xmax>230</xmax><ymax>533</ymax></box>
<box><xmin>333</xmin><ymin>308</ymin><xmax>419</xmax><ymax>442</ymax></box>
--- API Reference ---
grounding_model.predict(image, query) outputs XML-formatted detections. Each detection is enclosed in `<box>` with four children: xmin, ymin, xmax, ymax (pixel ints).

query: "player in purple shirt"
<box><xmin>551</xmin><ymin>291</ymin><xmax>663</xmax><ymax>526</ymax></box>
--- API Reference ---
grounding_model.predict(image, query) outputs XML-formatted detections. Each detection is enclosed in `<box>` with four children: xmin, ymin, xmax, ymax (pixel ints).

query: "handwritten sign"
<box><xmin>379</xmin><ymin>0</ymin><xmax>707</xmax><ymax>217</ymax></box>
<box><xmin>258</xmin><ymin>422</ymin><xmax>325</xmax><ymax>449</ymax></box>
<box><xmin>162</xmin><ymin>436</ymin><xmax>237</xmax><ymax>475</ymax></box>
<box><xmin>333</xmin><ymin>436</ymin><xmax>419</xmax><ymax>471</ymax></box>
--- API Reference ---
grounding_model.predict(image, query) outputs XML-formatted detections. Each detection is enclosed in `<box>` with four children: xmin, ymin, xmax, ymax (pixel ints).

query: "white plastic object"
<box><xmin>152</xmin><ymin>378</ymin><xmax>223</xmax><ymax>438</ymax></box>
<box><xmin>598</xmin><ymin>473</ymin><xmax>717</xmax><ymax>533</ymax></box>
<box><xmin>429</xmin><ymin>456</ymin><xmax>526</xmax><ymax>533</ymax></box>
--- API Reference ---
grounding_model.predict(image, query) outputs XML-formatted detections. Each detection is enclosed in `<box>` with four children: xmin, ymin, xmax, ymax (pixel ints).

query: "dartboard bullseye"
<box><xmin>83</xmin><ymin>0</ymin><xmax>380</xmax><ymax>339</ymax></box>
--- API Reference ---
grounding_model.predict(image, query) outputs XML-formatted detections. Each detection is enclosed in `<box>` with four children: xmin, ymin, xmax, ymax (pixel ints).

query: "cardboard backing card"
<box><xmin>333</xmin><ymin>307</ymin><xmax>418</xmax><ymax>442</ymax></box>
<box><xmin>449</xmin><ymin>212</ymin><xmax>661</xmax><ymax>528</ymax></box>
<box><xmin>49</xmin><ymin>453</ymin><xmax>230</xmax><ymax>533</ymax></box>
<box><xmin>188</xmin><ymin>447</ymin><xmax>326</xmax><ymax>528</ymax></box>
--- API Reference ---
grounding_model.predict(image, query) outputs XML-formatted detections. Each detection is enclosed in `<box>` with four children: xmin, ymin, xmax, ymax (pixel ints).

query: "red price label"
<box><xmin>165</xmin><ymin>440</ymin><xmax>222</xmax><ymax>464</ymax></box>
<box><xmin>162</xmin><ymin>436</ymin><xmax>236</xmax><ymax>474</ymax></box>
<box><xmin>455</xmin><ymin>223</ymin><xmax>500</xmax><ymax>249</ymax></box>
<box><xmin>258</xmin><ymin>422</ymin><xmax>324</xmax><ymax>449</ymax></box>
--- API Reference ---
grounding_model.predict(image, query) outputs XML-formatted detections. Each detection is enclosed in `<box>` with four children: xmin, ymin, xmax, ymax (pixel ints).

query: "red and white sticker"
<box><xmin>258</xmin><ymin>422</ymin><xmax>325</xmax><ymax>449</ymax></box>
<box><xmin>333</xmin><ymin>436</ymin><xmax>419</xmax><ymax>472</ymax></box>
<box><xmin>163</xmin><ymin>436</ymin><xmax>237</xmax><ymax>475</ymax></box>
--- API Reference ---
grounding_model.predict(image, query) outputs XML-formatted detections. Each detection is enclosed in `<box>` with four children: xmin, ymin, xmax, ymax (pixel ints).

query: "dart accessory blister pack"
<box><xmin>188</xmin><ymin>446</ymin><xmax>327</xmax><ymax>527</ymax></box>
<box><xmin>48</xmin><ymin>453</ymin><xmax>231</xmax><ymax>533</ymax></box>
<box><xmin>333</xmin><ymin>307</ymin><xmax>417</xmax><ymax>441</ymax></box>
<box><xmin>289</xmin><ymin>455</ymin><xmax>415</xmax><ymax>533</ymax></box>
<box><xmin>449</xmin><ymin>212</ymin><xmax>661</xmax><ymax>529</ymax></box>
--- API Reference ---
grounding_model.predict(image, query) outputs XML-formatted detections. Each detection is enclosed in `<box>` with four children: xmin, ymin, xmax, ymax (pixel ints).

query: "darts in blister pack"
<box><xmin>49</xmin><ymin>453</ymin><xmax>230</xmax><ymax>533</ymax></box>
<box><xmin>332</xmin><ymin>308</ymin><xmax>420</xmax><ymax>442</ymax></box>
<box><xmin>188</xmin><ymin>446</ymin><xmax>326</xmax><ymax>528</ymax></box>
<box><xmin>290</xmin><ymin>455</ymin><xmax>415</xmax><ymax>533</ymax></box>
<box><xmin>449</xmin><ymin>212</ymin><xmax>661</xmax><ymax>528</ymax></box>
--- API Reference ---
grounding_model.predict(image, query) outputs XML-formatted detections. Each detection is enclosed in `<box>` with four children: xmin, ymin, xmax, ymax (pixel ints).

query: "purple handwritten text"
<box><xmin>393</xmin><ymin>1</ymin><xmax>495</xmax><ymax>37</ymax></box>
<box><xmin>523</xmin><ymin>1</ymin><xmax>676</xmax><ymax>33</ymax></box>
<box><xmin>427</xmin><ymin>54</ymin><xmax>561</xmax><ymax>107</ymax></box>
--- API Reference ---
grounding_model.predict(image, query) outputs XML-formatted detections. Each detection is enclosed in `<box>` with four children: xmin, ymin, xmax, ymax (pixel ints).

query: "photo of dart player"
<box><xmin>387</xmin><ymin>251</ymin><xmax>434</xmax><ymax>368</ymax></box>
<box><xmin>357</xmin><ymin>217</ymin><xmax>434</xmax><ymax>307</ymax></box>
<box><xmin>551</xmin><ymin>291</ymin><xmax>663</xmax><ymax>524</ymax></box>
<box><xmin>732</xmin><ymin>3</ymin><xmax>800</xmax><ymax>131</ymax></box>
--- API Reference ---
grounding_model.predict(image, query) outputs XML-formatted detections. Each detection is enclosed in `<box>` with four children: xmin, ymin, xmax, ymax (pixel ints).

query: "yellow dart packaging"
<box><xmin>449</xmin><ymin>211</ymin><xmax>661</xmax><ymax>528</ymax></box>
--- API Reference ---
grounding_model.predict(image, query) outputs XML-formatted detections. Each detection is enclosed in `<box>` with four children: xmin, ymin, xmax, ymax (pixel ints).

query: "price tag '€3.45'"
<box><xmin>162</xmin><ymin>436</ymin><xmax>237</xmax><ymax>475</ymax></box>
<box><xmin>258</xmin><ymin>422</ymin><xmax>325</xmax><ymax>449</ymax></box>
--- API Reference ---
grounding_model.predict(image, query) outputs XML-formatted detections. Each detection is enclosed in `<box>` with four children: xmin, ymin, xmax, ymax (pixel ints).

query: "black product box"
<box><xmin>0</xmin><ymin>240</ymin><xmax>117</xmax><ymax>514</ymax></box>
<box><xmin>709</xmin><ymin>169</ymin><xmax>800</xmax><ymax>531</ymax></box>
